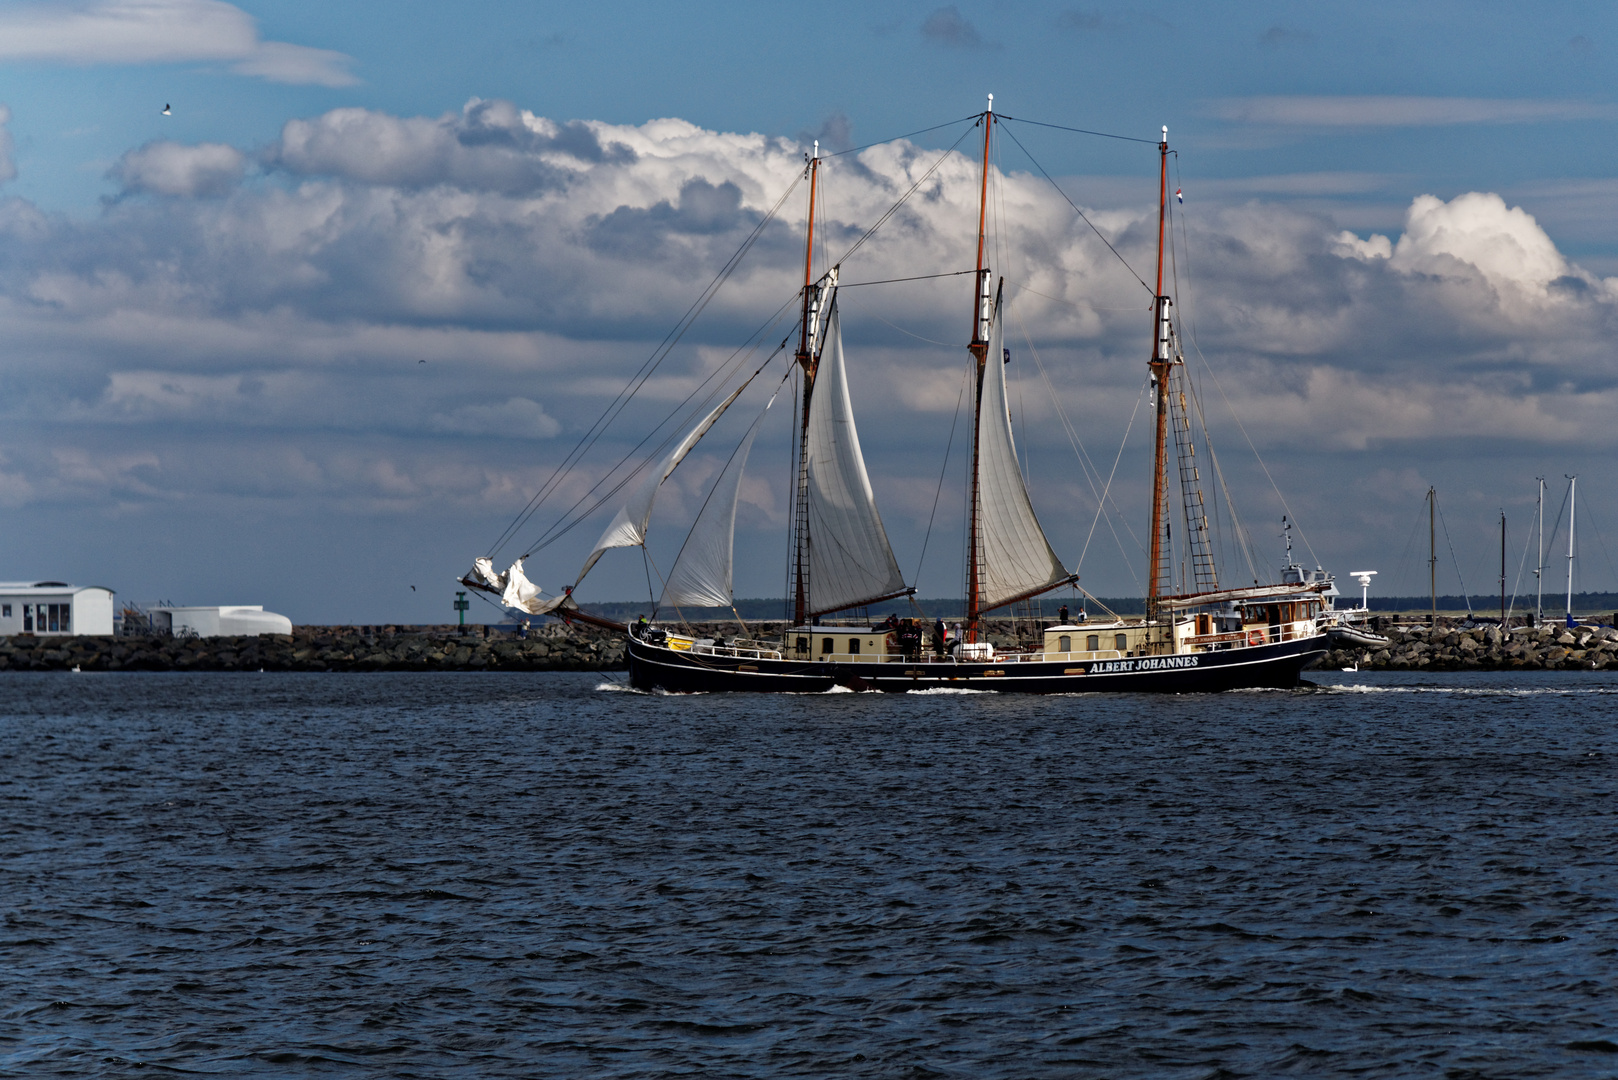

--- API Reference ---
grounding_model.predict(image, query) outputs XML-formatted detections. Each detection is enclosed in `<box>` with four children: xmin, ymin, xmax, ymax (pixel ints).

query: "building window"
<box><xmin>1087</xmin><ymin>634</ymin><xmax>1099</xmax><ymax>651</ymax></box>
<box><xmin>848</xmin><ymin>638</ymin><xmax>860</xmax><ymax>654</ymax></box>
<box><xmin>1058</xmin><ymin>636</ymin><xmax>1071</xmax><ymax>651</ymax></box>
<box><xmin>60</xmin><ymin>606</ymin><xmax>70</xmax><ymax>634</ymax></box>
<box><xmin>1115</xmin><ymin>633</ymin><xmax>1128</xmax><ymax>651</ymax></box>
<box><xmin>795</xmin><ymin>636</ymin><xmax>809</xmax><ymax>655</ymax></box>
<box><xmin>23</xmin><ymin>605</ymin><xmax>32</xmax><ymax>632</ymax></box>
<box><xmin>48</xmin><ymin>605</ymin><xmax>60</xmax><ymax>633</ymax></box>
<box><xmin>1</xmin><ymin>604</ymin><xmax>9</xmax><ymax>618</ymax></box>
<box><xmin>821</xmin><ymin>637</ymin><xmax>833</xmax><ymax>655</ymax></box>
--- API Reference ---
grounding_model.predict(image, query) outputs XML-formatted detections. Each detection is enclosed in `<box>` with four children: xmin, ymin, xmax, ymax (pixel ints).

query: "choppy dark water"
<box><xmin>2</xmin><ymin>671</ymin><xmax>1615</xmax><ymax>1078</ymax></box>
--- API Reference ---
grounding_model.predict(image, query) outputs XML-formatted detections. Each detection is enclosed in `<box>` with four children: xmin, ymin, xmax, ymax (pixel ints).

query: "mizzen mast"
<box><xmin>1146</xmin><ymin>125</ymin><xmax>1173</xmax><ymax>627</ymax></box>
<box><xmin>965</xmin><ymin>95</ymin><xmax>994</xmax><ymax>641</ymax></box>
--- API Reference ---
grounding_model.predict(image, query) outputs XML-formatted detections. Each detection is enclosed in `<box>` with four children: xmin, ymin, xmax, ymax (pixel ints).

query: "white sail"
<box><xmin>974</xmin><ymin>291</ymin><xmax>1069</xmax><ymax>609</ymax></box>
<box><xmin>805</xmin><ymin>301</ymin><xmax>907</xmax><ymax>613</ymax></box>
<box><xmin>468</xmin><ymin>556</ymin><xmax>504</xmax><ymax>591</ymax></box>
<box><xmin>660</xmin><ymin>392</ymin><xmax>777</xmax><ymax>610</ymax></box>
<box><xmin>575</xmin><ymin>382</ymin><xmax>751</xmax><ymax>583</ymax></box>
<box><xmin>500</xmin><ymin>558</ymin><xmax>544</xmax><ymax>612</ymax></box>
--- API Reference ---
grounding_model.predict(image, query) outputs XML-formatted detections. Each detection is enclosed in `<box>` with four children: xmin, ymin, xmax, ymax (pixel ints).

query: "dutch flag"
<box><xmin>1175</xmin><ymin>188</ymin><xmax>1183</xmax><ymax>204</ymax></box>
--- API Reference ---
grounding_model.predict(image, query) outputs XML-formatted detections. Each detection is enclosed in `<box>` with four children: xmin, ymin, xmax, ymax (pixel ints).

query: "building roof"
<box><xmin>0</xmin><ymin>582</ymin><xmax>115</xmax><ymax>595</ymax></box>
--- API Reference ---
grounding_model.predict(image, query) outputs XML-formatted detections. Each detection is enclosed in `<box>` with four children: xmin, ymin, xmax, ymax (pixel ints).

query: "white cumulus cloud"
<box><xmin>429</xmin><ymin>398</ymin><xmax>562</xmax><ymax>438</ymax></box>
<box><xmin>0</xmin><ymin>0</ymin><xmax>356</xmax><ymax>85</ymax></box>
<box><xmin>0</xmin><ymin>104</ymin><xmax>14</xmax><ymax>185</ymax></box>
<box><xmin>0</xmin><ymin>100</ymin><xmax>1617</xmax><ymax>609</ymax></box>
<box><xmin>113</xmin><ymin>139</ymin><xmax>246</xmax><ymax>196</ymax></box>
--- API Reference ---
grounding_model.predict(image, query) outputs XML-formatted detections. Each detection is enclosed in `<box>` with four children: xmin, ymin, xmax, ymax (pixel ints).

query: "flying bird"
<box><xmin>161</xmin><ymin>104</ymin><xmax>171</xmax><ymax>116</ymax></box>
<box><xmin>410</xmin><ymin>585</ymin><xmax>417</xmax><ymax>591</ymax></box>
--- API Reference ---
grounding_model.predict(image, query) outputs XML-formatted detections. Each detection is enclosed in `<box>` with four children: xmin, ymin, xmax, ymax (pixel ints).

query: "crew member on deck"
<box><xmin>932</xmin><ymin>618</ymin><xmax>947</xmax><ymax>656</ymax></box>
<box><xmin>1059</xmin><ymin>604</ymin><xmax>1069</xmax><ymax>623</ymax></box>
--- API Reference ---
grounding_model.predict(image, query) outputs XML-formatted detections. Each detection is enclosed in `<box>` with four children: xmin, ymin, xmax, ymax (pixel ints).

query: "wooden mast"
<box><xmin>965</xmin><ymin>95</ymin><xmax>994</xmax><ymax>642</ymax></box>
<box><xmin>791</xmin><ymin>144</ymin><xmax>821</xmax><ymax>626</ymax></box>
<box><xmin>1145</xmin><ymin>126</ymin><xmax>1172</xmax><ymax>629</ymax></box>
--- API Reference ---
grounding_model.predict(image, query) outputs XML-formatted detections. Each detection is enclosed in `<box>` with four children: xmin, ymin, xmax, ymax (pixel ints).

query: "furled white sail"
<box><xmin>805</xmin><ymin>301</ymin><xmax>907</xmax><ymax>613</ymax></box>
<box><xmin>468</xmin><ymin>557</ymin><xmax>504</xmax><ymax>592</ymax></box>
<box><xmin>974</xmin><ymin>291</ymin><xmax>1069</xmax><ymax>609</ymax></box>
<box><xmin>575</xmin><ymin>382</ymin><xmax>751</xmax><ymax>584</ymax></box>
<box><xmin>660</xmin><ymin>392</ymin><xmax>778</xmax><ymax>610</ymax></box>
<box><xmin>500</xmin><ymin>558</ymin><xmax>543</xmax><ymax>612</ymax></box>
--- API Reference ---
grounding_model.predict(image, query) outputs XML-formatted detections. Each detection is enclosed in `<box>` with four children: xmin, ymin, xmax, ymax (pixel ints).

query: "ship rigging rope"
<box><xmin>835</xmin><ymin>123</ymin><xmax>975</xmax><ymax>265</ymax></box>
<box><xmin>1432</xmin><ymin>490</ymin><xmax>1473</xmax><ymax>614</ymax></box>
<box><xmin>1078</xmin><ymin>377</ymin><xmax>1152</xmax><ymax>590</ymax></box>
<box><xmin>1012</xmin><ymin>304</ymin><xmax>1147</xmax><ymax>573</ymax></box>
<box><xmin>1506</xmin><ymin>507</ymin><xmax>1536</xmax><ymax>621</ymax></box>
<box><xmin>1169</xmin><ymin>152</ymin><xmax>1322</xmax><ymax>571</ymax></box>
<box><xmin>505</xmin><ymin>123</ymin><xmax>983</xmax><ymax>561</ymax></box>
<box><xmin>1181</xmin><ymin>360</ymin><xmax>1260</xmax><ymax>585</ymax></box>
<box><xmin>488</xmin><ymin>172</ymin><xmax>805</xmax><ymax>559</ymax></box>
<box><xmin>995</xmin><ymin>121</ymin><xmax>1153</xmax><ymax>296</ymax></box>
<box><xmin>995</xmin><ymin>114</ymin><xmax>1161</xmax><ymax>146</ymax></box>
<box><xmin>522</xmin><ymin>317</ymin><xmax>797</xmax><ymax>560</ymax></box>
<box><xmin>652</xmin><ymin>367</ymin><xmax>795</xmax><ymax>621</ymax></box>
<box><xmin>840</xmin><ymin>268</ymin><xmax>977</xmax><ymax>288</ymax></box>
<box><xmin>912</xmin><ymin>359</ymin><xmax>972</xmax><ymax>587</ymax></box>
<box><xmin>827</xmin><ymin>114</ymin><xmax>981</xmax><ymax>158</ymax></box>
<box><xmin>869</xmin><ymin>313</ymin><xmax>960</xmax><ymax>347</ymax></box>
<box><xmin>1165</xmin><ymin>189</ymin><xmax>1255</xmax><ymax>583</ymax></box>
<box><xmin>1390</xmin><ymin>502</ymin><xmax>1427</xmax><ymax>598</ymax></box>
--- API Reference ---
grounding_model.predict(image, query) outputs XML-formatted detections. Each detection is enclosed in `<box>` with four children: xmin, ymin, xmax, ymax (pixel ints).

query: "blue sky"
<box><xmin>2</xmin><ymin>0</ymin><xmax>1618</xmax><ymax>622</ymax></box>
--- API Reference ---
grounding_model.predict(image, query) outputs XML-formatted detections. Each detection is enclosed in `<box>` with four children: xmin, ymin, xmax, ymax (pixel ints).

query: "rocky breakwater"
<box><xmin>1323</xmin><ymin>623</ymin><xmax>1618</xmax><ymax>671</ymax></box>
<box><xmin>0</xmin><ymin>623</ymin><xmax>627</xmax><ymax>672</ymax></box>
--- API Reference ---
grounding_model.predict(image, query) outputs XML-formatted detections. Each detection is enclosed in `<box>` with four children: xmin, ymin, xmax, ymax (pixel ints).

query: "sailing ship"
<box><xmin>462</xmin><ymin>100</ymin><xmax>1340</xmax><ymax>692</ymax></box>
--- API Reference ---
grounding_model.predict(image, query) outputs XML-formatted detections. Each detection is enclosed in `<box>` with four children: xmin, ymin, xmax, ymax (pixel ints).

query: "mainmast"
<box><xmin>1145</xmin><ymin>126</ymin><xmax>1172</xmax><ymax>625</ymax></box>
<box><xmin>791</xmin><ymin>143</ymin><xmax>822</xmax><ymax>626</ymax></box>
<box><xmin>965</xmin><ymin>94</ymin><xmax>994</xmax><ymax>641</ymax></box>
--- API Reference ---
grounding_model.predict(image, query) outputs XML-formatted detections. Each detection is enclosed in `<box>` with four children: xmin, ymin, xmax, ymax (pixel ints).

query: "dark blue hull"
<box><xmin>627</xmin><ymin>634</ymin><xmax>1329</xmax><ymax>694</ymax></box>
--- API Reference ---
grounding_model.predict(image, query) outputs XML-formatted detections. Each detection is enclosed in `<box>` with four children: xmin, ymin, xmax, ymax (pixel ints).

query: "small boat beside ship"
<box><xmin>463</xmin><ymin>100</ymin><xmax>1359</xmax><ymax>693</ymax></box>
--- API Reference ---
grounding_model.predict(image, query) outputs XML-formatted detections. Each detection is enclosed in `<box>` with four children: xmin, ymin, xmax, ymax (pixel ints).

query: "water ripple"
<box><xmin>0</xmin><ymin>670</ymin><xmax>1613</xmax><ymax>1077</ymax></box>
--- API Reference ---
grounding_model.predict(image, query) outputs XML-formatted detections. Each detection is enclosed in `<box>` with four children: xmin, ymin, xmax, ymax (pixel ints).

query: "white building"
<box><xmin>0</xmin><ymin>582</ymin><xmax>116</xmax><ymax>636</ymax></box>
<box><xmin>150</xmin><ymin>606</ymin><xmax>293</xmax><ymax>637</ymax></box>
